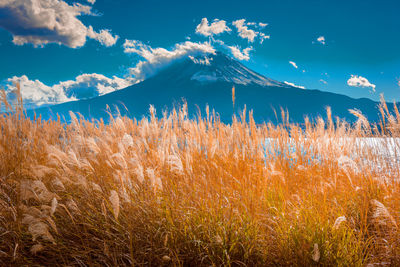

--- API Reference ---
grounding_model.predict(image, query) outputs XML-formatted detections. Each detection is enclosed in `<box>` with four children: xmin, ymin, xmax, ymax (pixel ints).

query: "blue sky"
<box><xmin>0</xmin><ymin>0</ymin><xmax>399</xmax><ymax>107</ymax></box>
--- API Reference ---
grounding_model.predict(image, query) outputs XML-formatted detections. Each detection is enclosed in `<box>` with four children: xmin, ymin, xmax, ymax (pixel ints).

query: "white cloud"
<box><xmin>284</xmin><ymin>81</ymin><xmax>306</xmax><ymax>89</ymax></box>
<box><xmin>232</xmin><ymin>19</ymin><xmax>257</xmax><ymax>42</ymax></box>
<box><xmin>259</xmin><ymin>33</ymin><xmax>270</xmax><ymax>44</ymax></box>
<box><xmin>258</xmin><ymin>22</ymin><xmax>268</xmax><ymax>28</ymax></box>
<box><xmin>6</xmin><ymin>75</ymin><xmax>73</xmax><ymax>108</ymax></box>
<box><xmin>232</xmin><ymin>19</ymin><xmax>270</xmax><ymax>44</ymax></box>
<box><xmin>195</xmin><ymin>18</ymin><xmax>269</xmax><ymax>44</ymax></box>
<box><xmin>4</xmin><ymin>73</ymin><xmax>133</xmax><ymax>109</ymax></box>
<box><xmin>213</xmin><ymin>39</ymin><xmax>253</xmax><ymax>61</ymax></box>
<box><xmin>86</xmin><ymin>0</ymin><xmax>96</xmax><ymax>4</ymax></box>
<box><xmin>227</xmin><ymin>46</ymin><xmax>253</xmax><ymax>61</ymax></box>
<box><xmin>124</xmin><ymin>40</ymin><xmax>216</xmax><ymax>81</ymax></box>
<box><xmin>0</xmin><ymin>0</ymin><xmax>118</xmax><ymax>48</ymax></box>
<box><xmin>289</xmin><ymin>61</ymin><xmax>298</xmax><ymax>69</ymax></box>
<box><xmin>195</xmin><ymin>18</ymin><xmax>231</xmax><ymax>37</ymax></box>
<box><xmin>60</xmin><ymin>73</ymin><xmax>133</xmax><ymax>99</ymax></box>
<box><xmin>347</xmin><ymin>75</ymin><xmax>376</xmax><ymax>92</ymax></box>
<box><xmin>87</xmin><ymin>26</ymin><xmax>119</xmax><ymax>47</ymax></box>
<box><xmin>317</xmin><ymin>36</ymin><xmax>326</xmax><ymax>45</ymax></box>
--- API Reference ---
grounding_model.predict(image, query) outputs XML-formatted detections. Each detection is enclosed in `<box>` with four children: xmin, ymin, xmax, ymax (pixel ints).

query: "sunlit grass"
<box><xmin>0</xmin><ymin>86</ymin><xmax>399</xmax><ymax>266</ymax></box>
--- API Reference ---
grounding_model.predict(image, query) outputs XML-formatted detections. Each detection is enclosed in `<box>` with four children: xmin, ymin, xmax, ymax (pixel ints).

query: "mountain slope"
<box><xmin>28</xmin><ymin>52</ymin><xmax>385</xmax><ymax>123</ymax></box>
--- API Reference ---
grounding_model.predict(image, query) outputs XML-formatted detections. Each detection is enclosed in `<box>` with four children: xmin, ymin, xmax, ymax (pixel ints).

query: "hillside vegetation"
<box><xmin>1</xmin><ymin>87</ymin><xmax>400</xmax><ymax>266</ymax></box>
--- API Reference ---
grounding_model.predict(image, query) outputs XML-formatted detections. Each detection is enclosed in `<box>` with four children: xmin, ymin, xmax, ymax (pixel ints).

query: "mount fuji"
<box><xmin>28</xmin><ymin>52</ymin><xmax>385</xmax><ymax>123</ymax></box>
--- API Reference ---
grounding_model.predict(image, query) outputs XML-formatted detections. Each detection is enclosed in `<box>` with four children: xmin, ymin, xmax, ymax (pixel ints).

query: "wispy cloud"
<box><xmin>259</xmin><ymin>33</ymin><xmax>270</xmax><ymax>44</ymax></box>
<box><xmin>347</xmin><ymin>75</ymin><xmax>376</xmax><ymax>92</ymax></box>
<box><xmin>258</xmin><ymin>22</ymin><xmax>268</xmax><ymax>28</ymax></box>
<box><xmin>195</xmin><ymin>18</ymin><xmax>231</xmax><ymax>37</ymax></box>
<box><xmin>319</xmin><ymin>79</ymin><xmax>328</xmax><ymax>85</ymax></box>
<box><xmin>232</xmin><ymin>19</ymin><xmax>269</xmax><ymax>43</ymax></box>
<box><xmin>316</xmin><ymin>36</ymin><xmax>326</xmax><ymax>45</ymax></box>
<box><xmin>0</xmin><ymin>0</ymin><xmax>118</xmax><ymax>48</ymax></box>
<box><xmin>87</xmin><ymin>26</ymin><xmax>119</xmax><ymax>47</ymax></box>
<box><xmin>289</xmin><ymin>61</ymin><xmax>298</xmax><ymax>69</ymax></box>
<box><xmin>284</xmin><ymin>81</ymin><xmax>306</xmax><ymax>89</ymax></box>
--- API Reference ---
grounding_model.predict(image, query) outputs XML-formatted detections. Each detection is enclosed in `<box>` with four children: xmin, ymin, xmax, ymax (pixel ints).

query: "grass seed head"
<box><xmin>312</xmin><ymin>243</ymin><xmax>320</xmax><ymax>262</ymax></box>
<box><xmin>109</xmin><ymin>190</ymin><xmax>120</xmax><ymax>219</ymax></box>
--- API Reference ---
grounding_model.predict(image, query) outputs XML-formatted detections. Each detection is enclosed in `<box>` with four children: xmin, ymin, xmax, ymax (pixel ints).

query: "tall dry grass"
<box><xmin>0</xmin><ymin>86</ymin><xmax>400</xmax><ymax>266</ymax></box>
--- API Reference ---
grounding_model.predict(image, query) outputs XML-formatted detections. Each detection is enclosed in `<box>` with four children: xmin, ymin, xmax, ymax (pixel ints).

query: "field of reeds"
<box><xmin>1</xmin><ymin>88</ymin><xmax>400</xmax><ymax>266</ymax></box>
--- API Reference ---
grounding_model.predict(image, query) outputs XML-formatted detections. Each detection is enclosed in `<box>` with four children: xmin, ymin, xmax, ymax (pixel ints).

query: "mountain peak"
<box><xmin>155</xmin><ymin>51</ymin><xmax>289</xmax><ymax>88</ymax></box>
<box><xmin>188</xmin><ymin>52</ymin><xmax>288</xmax><ymax>87</ymax></box>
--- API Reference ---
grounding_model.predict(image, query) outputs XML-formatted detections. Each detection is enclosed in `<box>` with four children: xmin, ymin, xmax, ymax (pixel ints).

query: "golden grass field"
<box><xmin>0</xmin><ymin>88</ymin><xmax>400</xmax><ymax>266</ymax></box>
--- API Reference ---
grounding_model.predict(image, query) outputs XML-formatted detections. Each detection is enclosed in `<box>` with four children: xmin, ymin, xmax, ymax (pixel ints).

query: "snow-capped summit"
<box><xmin>168</xmin><ymin>52</ymin><xmax>288</xmax><ymax>87</ymax></box>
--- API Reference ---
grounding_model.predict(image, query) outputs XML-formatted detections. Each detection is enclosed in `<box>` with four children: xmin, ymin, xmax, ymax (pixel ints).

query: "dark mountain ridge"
<box><xmin>27</xmin><ymin>52</ymin><xmax>387</xmax><ymax>124</ymax></box>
